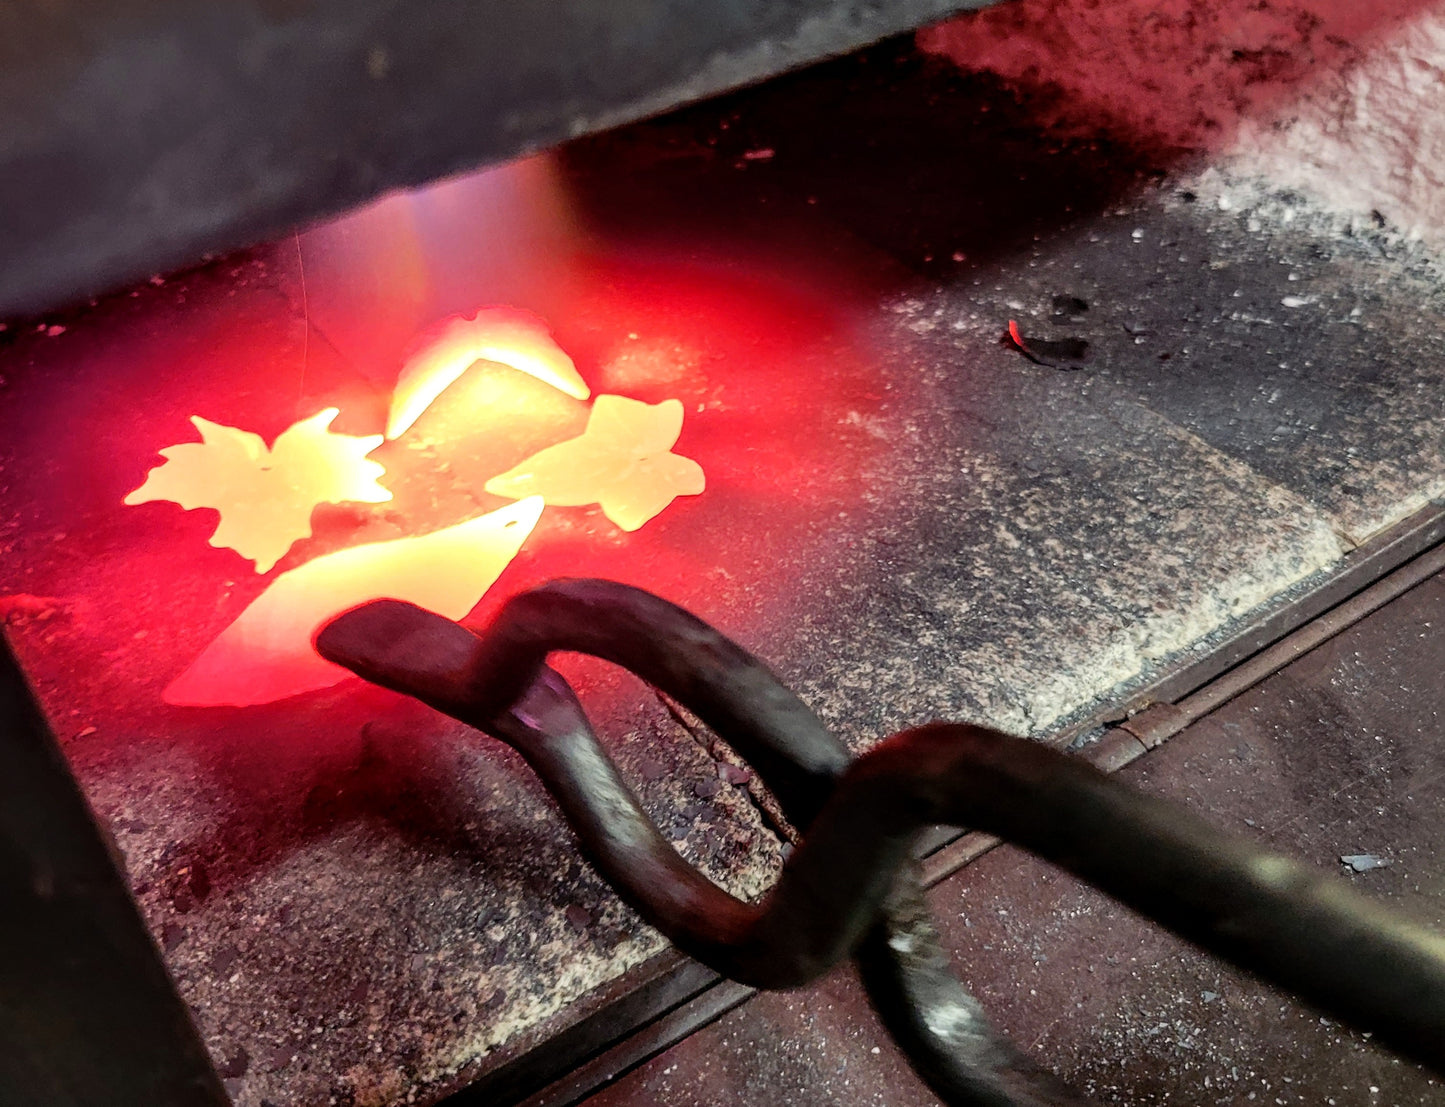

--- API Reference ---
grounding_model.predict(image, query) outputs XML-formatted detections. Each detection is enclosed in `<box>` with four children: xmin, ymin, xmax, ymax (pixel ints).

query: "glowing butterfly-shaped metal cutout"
<box><xmin>484</xmin><ymin>395</ymin><xmax>705</xmax><ymax>531</ymax></box>
<box><xmin>124</xmin><ymin>408</ymin><xmax>391</xmax><ymax>573</ymax></box>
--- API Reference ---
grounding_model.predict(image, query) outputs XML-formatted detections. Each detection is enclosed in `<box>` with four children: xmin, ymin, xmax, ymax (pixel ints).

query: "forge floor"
<box><xmin>1</xmin><ymin>37</ymin><xmax>1444</xmax><ymax>1107</ymax></box>
<box><xmin>578</xmin><ymin>563</ymin><xmax>1445</xmax><ymax>1107</ymax></box>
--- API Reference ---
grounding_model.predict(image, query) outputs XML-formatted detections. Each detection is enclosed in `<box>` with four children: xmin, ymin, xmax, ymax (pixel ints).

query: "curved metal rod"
<box><xmin>514</xmin><ymin>669</ymin><xmax>1079</xmax><ymax>1106</ymax></box>
<box><xmin>319</xmin><ymin>588</ymin><xmax>1077</xmax><ymax>1106</ymax></box>
<box><xmin>805</xmin><ymin>724</ymin><xmax>1445</xmax><ymax>1072</ymax></box>
<box><xmin>855</xmin><ymin>871</ymin><xmax>1082</xmax><ymax>1107</ymax></box>
<box><xmin>319</xmin><ymin>586</ymin><xmax>855</xmax><ymax>982</ymax></box>
<box><xmin>318</xmin><ymin>580</ymin><xmax>1445</xmax><ymax>1084</ymax></box>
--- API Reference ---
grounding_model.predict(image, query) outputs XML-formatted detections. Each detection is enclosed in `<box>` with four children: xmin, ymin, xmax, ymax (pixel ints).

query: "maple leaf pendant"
<box><xmin>484</xmin><ymin>395</ymin><xmax>705</xmax><ymax>531</ymax></box>
<box><xmin>125</xmin><ymin>408</ymin><xmax>391</xmax><ymax>572</ymax></box>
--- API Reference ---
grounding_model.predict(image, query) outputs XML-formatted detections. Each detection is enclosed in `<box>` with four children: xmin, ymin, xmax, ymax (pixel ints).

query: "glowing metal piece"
<box><xmin>386</xmin><ymin>307</ymin><xmax>590</xmax><ymax>439</ymax></box>
<box><xmin>163</xmin><ymin>497</ymin><xmax>543</xmax><ymax>707</ymax></box>
<box><xmin>125</xmin><ymin>408</ymin><xmax>391</xmax><ymax>573</ymax></box>
<box><xmin>484</xmin><ymin>395</ymin><xmax>704</xmax><ymax>531</ymax></box>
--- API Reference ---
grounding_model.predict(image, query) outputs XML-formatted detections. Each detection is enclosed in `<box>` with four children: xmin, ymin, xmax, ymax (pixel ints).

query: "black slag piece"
<box><xmin>1005</xmin><ymin>320</ymin><xmax>1091</xmax><ymax>370</ymax></box>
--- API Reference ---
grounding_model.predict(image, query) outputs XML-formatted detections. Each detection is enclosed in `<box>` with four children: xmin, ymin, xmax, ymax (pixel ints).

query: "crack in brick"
<box><xmin>650</xmin><ymin>685</ymin><xmax>799</xmax><ymax>846</ymax></box>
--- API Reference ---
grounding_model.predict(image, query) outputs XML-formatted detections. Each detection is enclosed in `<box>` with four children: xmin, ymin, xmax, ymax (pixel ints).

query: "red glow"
<box><xmin>2</xmin><ymin>150</ymin><xmax>899</xmax><ymax>813</ymax></box>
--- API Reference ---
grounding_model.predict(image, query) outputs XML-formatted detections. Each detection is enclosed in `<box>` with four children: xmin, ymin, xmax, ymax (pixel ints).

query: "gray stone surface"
<box><xmin>1034</xmin><ymin>189</ymin><xmax>1445</xmax><ymax>544</ymax></box>
<box><xmin>581</xmin><ymin>568</ymin><xmax>1445</xmax><ymax>1106</ymax></box>
<box><xmin>784</xmin><ymin>305</ymin><xmax>1343</xmax><ymax>742</ymax></box>
<box><xmin>77</xmin><ymin>693</ymin><xmax>786</xmax><ymax>1107</ymax></box>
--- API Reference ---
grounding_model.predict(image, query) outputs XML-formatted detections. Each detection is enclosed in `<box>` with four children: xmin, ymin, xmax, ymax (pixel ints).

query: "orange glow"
<box><xmin>124</xmin><ymin>408</ymin><xmax>390</xmax><ymax>573</ymax></box>
<box><xmin>485</xmin><ymin>395</ymin><xmax>704</xmax><ymax>531</ymax></box>
<box><xmin>163</xmin><ymin>497</ymin><xmax>543</xmax><ymax>706</ymax></box>
<box><xmin>386</xmin><ymin>307</ymin><xmax>591</xmax><ymax>439</ymax></box>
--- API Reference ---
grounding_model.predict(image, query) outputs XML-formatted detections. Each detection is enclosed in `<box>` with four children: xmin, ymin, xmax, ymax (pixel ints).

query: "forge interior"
<box><xmin>3</xmin><ymin>2</ymin><xmax>1445</xmax><ymax>1106</ymax></box>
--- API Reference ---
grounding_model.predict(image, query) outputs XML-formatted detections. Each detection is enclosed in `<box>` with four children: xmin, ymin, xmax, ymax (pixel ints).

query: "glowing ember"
<box><xmin>386</xmin><ymin>307</ymin><xmax>591</xmax><ymax>439</ymax></box>
<box><xmin>163</xmin><ymin>497</ymin><xmax>543</xmax><ymax>707</ymax></box>
<box><xmin>485</xmin><ymin>395</ymin><xmax>704</xmax><ymax>531</ymax></box>
<box><xmin>124</xmin><ymin>408</ymin><xmax>390</xmax><ymax>573</ymax></box>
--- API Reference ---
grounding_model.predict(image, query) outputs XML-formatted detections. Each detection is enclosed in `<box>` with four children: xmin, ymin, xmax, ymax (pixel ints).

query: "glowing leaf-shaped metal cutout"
<box><xmin>484</xmin><ymin>395</ymin><xmax>705</xmax><ymax>531</ymax></box>
<box><xmin>125</xmin><ymin>409</ymin><xmax>391</xmax><ymax>573</ymax></box>
<box><xmin>163</xmin><ymin>497</ymin><xmax>544</xmax><ymax>707</ymax></box>
<box><xmin>387</xmin><ymin>307</ymin><xmax>591</xmax><ymax>439</ymax></box>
